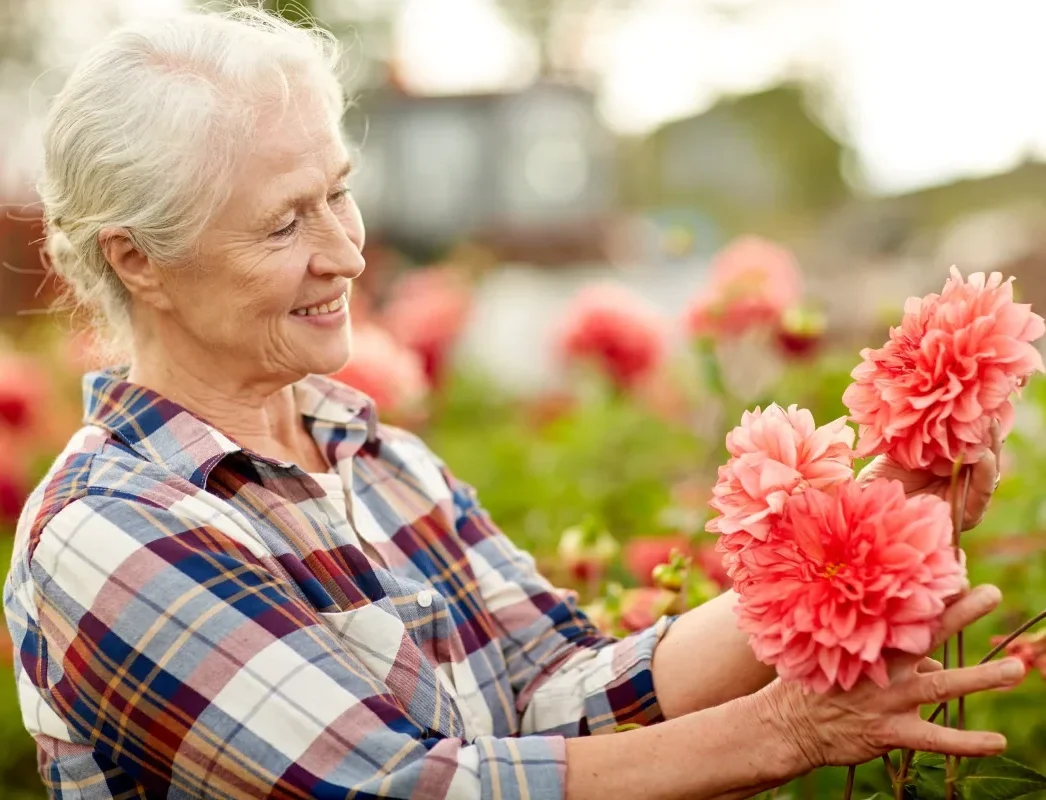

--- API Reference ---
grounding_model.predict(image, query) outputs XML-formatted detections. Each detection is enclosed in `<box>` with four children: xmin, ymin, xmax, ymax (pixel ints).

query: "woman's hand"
<box><xmin>760</xmin><ymin>584</ymin><xmax>1025</xmax><ymax>770</ymax></box>
<box><xmin>856</xmin><ymin>421</ymin><xmax>1002</xmax><ymax>531</ymax></box>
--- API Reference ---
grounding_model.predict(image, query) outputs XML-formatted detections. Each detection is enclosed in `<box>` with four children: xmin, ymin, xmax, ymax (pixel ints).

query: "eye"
<box><xmin>271</xmin><ymin>218</ymin><xmax>298</xmax><ymax>239</ymax></box>
<box><xmin>328</xmin><ymin>186</ymin><xmax>350</xmax><ymax>206</ymax></box>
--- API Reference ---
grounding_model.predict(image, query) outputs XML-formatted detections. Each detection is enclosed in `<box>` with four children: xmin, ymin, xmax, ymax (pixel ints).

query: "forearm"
<box><xmin>564</xmin><ymin>692</ymin><xmax>804</xmax><ymax>800</ymax></box>
<box><xmin>652</xmin><ymin>590</ymin><xmax>776</xmax><ymax>718</ymax></box>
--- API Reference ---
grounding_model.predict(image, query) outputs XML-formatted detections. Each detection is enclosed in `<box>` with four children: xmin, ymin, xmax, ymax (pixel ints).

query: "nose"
<box><xmin>307</xmin><ymin>207</ymin><xmax>366</xmax><ymax>281</ymax></box>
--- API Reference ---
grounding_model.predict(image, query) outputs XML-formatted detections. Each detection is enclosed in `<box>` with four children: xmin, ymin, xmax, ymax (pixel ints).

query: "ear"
<box><xmin>98</xmin><ymin>227</ymin><xmax>173</xmax><ymax>310</ymax></box>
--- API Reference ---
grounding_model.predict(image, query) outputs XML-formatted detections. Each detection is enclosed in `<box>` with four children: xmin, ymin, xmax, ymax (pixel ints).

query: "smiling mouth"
<box><xmin>291</xmin><ymin>293</ymin><xmax>347</xmax><ymax>317</ymax></box>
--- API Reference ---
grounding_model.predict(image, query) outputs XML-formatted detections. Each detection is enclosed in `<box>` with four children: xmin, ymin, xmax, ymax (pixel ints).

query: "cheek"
<box><xmin>178</xmin><ymin>249</ymin><xmax>309</xmax><ymax>329</ymax></box>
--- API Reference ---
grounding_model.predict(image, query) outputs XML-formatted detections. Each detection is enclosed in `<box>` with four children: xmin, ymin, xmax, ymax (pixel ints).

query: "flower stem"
<box><xmin>843</xmin><ymin>765</ymin><xmax>855</xmax><ymax>800</ymax></box>
<box><xmin>894</xmin><ymin>605</ymin><xmax>1046</xmax><ymax>789</ymax></box>
<box><xmin>881</xmin><ymin>754</ymin><xmax>897</xmax><ymax>783</ymax></box>
<box><xmin>894</xmin><ymin>754</ymin><xmax>908</xmax><ymax>800</ymax></box>
<box><xmin>954</xmin><ymin>467</ymin><xmax>972</xmax><ymax>733</ymax></box>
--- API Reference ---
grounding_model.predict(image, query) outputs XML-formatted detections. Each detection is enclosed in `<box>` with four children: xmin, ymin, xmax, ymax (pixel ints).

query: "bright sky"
<box><xmin>17</xmin><ymin>0</ymin><xmax>1046</xmax><ymax>196</ymax></box>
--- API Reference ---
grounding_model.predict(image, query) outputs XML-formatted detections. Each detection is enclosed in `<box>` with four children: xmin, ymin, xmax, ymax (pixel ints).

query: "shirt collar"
<box><xmin>82</xmin><ymin>367</ymin><xmax>377</xmax><ymax>488</ymax></box>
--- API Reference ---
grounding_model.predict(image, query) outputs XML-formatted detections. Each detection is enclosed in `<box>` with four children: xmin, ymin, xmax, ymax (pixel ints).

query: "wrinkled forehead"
<box><xmin>220</xmin><ymin>91</ymin><xmax>349</xmax><ymax>222</ymax></box>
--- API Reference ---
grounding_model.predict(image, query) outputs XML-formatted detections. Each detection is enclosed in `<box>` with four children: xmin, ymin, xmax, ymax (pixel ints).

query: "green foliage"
<box><xmin>898</xmin><ymin>754</ymin><xmax>1046</xmax><ymax>800</ymax></box>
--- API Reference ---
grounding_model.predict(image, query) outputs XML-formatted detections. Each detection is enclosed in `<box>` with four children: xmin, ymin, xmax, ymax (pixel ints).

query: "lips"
<box><xmin>291</xmin><ymin>292</ymin><xmax>347</xmax><ymax>317</ymax></box>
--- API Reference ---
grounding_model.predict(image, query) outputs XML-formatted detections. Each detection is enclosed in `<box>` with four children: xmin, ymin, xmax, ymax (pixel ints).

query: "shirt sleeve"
<box><xmin>27</xmin><ymin>494</ymin><xmax>566</xmax><ymax>800</ymax></box>
<box><xmin>439</xmin><ymin>460</ymin><xmax>675</xmax><ymax>738</ymax></box>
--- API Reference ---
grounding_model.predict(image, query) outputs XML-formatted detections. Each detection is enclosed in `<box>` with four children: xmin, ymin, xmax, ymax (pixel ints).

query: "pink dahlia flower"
<box><xmin>684</xmin><ymin>236</ymin><xmax>803</xmax><ymax>339</ymax></box>
<box><xmin>557</xmin><ymin>283</ymin><xmax>669</xmax><ymax>390</ymax></box>
<box><xmin>844</xmin><ymin>267</ymin><xmax>1045</xmax><ymax>475</ymax></box>
<box><xmin>706</xmin><ymin>404</ymin><xmax>855</xmax><ymax>542</ymax></box>
<box><xmin>736</xmin><ymin>479</ymin><xmax>965</xmax><ymax>693</ymax></box>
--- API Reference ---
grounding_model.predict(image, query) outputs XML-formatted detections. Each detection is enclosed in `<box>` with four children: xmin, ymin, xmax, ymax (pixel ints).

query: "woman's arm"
<box><xmin>439</xmin><ymin>447</ymin><xmax>769</xmax><ymax>729</ymax></box>
<box><xmin>567</xmin><ymin>693</ymin><xmax>798</xmax><ymax>800</ymax></box>
<box><xmin>651</xmin><ymin>589</ymin><xmax>776</xmax><ymax>718</ymax></box>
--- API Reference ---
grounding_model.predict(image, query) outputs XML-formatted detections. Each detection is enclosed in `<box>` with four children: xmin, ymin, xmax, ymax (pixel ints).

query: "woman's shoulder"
<box><xmin>12</xmin><ymin>422</ymin><xmax>190</xmax><ymax>565</ymax></box>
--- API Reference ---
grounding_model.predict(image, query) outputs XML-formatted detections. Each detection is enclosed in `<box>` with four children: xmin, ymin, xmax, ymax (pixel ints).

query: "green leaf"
<box><xmin>910</xmin><ymin>754</ymin><xmax>949</xmax><ymax>800</ymax></box>
<box><xmin>958</xmin><ymin>756</ymin><xmax>1046</xmax><ymax>800</ymax></box>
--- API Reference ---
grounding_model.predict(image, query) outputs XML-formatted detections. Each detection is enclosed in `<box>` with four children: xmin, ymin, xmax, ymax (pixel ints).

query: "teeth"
<box><xmin>293</xmin><ymin>293</ymin><xmax>346</xmax><ymax>317</ymax></box>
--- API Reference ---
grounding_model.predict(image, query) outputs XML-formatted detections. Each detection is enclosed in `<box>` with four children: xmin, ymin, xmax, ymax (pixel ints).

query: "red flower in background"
<box><xmin>0</xmin><ymin>441</ymin><xmax>27</xmax><ymax>525</ymax></box>
<box><xmin>0</xmin><ymin>353</ymin><xmax>50</xmax><ymax>432</ymax></box>
<box><xmin>624</xmin><ymin>536</ymin><xmax>688</xmax><ymax>586</ymax></box>
<box><xmin>623</xmin><ymin>535</ymin><xmax>730</xmax><ymax>590</ymax></box>
<box><xmin>685</xmin><ymin>236</ymin><xmax>802</xmax><ymax>339</ymax></box>
<box><xmin>382</xmin><ymin>266</ymin><xmax>473</xmax><ymax>388</ymax></box>
<box><xmin>844</xmin><ymin>267</ymin><xmax>1045</xmax><ymax>476</ymax></box>
<box><xmin>331</xmin><ymin>324</ymin><xmax>428</xmax><ymax>422</ymax></box>
<box><xmin>735</xmin><ymin>479</ymin><xmax>964</xmax><ymax>693</ymax></box>
<box><xmin>557</xmin><ymin>283</ymin><xmax>669</xmax><ymax>390</ymax></box>
<box><xmin>776</xmin><ymin>306</ymin><xmax>827</xmax><ymax>359</ymax></box>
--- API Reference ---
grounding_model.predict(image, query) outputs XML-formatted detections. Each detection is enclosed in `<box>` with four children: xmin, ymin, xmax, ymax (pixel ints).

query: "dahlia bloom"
<box><xmin>684</xmin><ymin>236</ymin><xmax>803</xmax><ymax>339</ymax></box>
<box><xmin>383</xmin><ymin>266</ymin><xmax>473</xmax><ymax>387</ymax></box>
<box><xmin>0</xmin><ymin>353</ymin><xmax>50</xmax><ymax>432</ymax></box>
<box><xmin>557</xmin><ymin>283</ymin><xmax>669</xmax><ymax>390</ymax></box>
<box><xmin>331</xmin><ymin>324</ymin><xmax>428</xmax><ymax>420</ymax></box>
<box><xmin>844</xmin><ymin>267</ymin><xmax>1045</xmax><ymax>475</ymax></box>
<box><xmin>736</xmin><ymin>479</ymin><xmax>965</xmax><ymax>693</ymax></box>
<box><xmin>706</xmin><ymin>404</ymin><xmax>855</xmax><ymax>542</ymax></box>
<box><xmin>0</xmin><ymin>441</ymin><xmax>26</xmax><ymax>525</ymax></box>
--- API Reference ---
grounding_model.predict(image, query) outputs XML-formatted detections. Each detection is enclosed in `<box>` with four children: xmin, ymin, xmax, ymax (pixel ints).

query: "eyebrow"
<box><xmin>259</xmin><ymin>158</ymin><xmax>354</xmax><ymax>229</ymax></box>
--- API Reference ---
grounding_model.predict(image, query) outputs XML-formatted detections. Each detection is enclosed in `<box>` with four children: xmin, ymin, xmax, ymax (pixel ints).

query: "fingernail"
<box><xmin>987</xmin><ymin>733</ymin><xmax>1007</xmax><ymax>751</ymax></box>
<box><xmin>1001</xmin><ymin>658</ymin><xmax>1025</xmax><ymax>681</ymax></box>
<box><xmin>976</xmin><ymin>585</ymin><xmax>1002</xmax><ymax>605</ymax></box>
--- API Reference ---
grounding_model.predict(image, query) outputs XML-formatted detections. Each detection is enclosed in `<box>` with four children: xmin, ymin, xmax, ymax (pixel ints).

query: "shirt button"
<box><xmin>416</xmin><ymin>589</ymin><xmax>433</xmax><ymax>609</ymax></box>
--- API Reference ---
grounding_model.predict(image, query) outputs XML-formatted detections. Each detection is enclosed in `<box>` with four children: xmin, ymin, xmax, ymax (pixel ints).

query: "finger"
<box><xmin>990</xmin><ymin>418</ymin><xmax>1002</xmax><ymax>463</ymax></box>
<box><xmin>894</xmin><ymin>718</ymin><xmax>1007</xmax><ymax>758</ymax></box>
<box><xmin>930</xmin><ymin>585</ymin><xmax>1002</xmax><ymax>651</ymax></box>
<box><xmin>963</xmin><ymin>450</ymin><xmax>999</xmax><ymax>530</ymax></box>
<box><xmin>916</xmin><ymin>657</ymin><xmax>944</xmax><ymax>674</ymax></box>
<box><xmin>899</xmin><ymin>658</ymin><xmax>1026</xmax><ymax>707</ymax></box>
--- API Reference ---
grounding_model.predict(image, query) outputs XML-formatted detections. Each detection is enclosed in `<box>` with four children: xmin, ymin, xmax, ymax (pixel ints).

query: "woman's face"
<box><xmin>156</xmin><ymin>92</ymin><xmax>366</xmax><ymax>383</ymax></box>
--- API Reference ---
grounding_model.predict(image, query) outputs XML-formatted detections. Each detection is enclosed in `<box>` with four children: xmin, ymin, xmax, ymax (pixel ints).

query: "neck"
<box><xmin>125</xmin><ymin>339</ymin><xmax>321</xmax><ymax>470</ymax></box>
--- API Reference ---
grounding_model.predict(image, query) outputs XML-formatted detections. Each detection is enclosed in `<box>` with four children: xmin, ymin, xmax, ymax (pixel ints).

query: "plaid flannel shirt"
<box><xmin>3</xmin><ymin>369</ymin><xmax>672</xmax><ymax>799</ymax></box>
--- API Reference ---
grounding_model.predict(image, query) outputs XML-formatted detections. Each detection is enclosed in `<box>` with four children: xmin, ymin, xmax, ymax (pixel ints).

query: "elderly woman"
<box><xmin>3</xmin><ymin>7</ymin><xmax>1022</xmax><ymax>800</ymax></box>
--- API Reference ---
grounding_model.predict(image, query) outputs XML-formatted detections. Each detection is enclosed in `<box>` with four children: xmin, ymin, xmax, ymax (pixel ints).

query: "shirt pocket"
<box><xmin>317</xmin><ymin>598</ymin><xmax>468</xmax><ymax>739</ymax></box>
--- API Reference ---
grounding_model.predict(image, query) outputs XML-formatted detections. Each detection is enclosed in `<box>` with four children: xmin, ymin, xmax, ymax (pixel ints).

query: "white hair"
<box><xmin>39</xmin><ymin>3</ymin><xmax>347</xmax><ymax>352</ymax></box>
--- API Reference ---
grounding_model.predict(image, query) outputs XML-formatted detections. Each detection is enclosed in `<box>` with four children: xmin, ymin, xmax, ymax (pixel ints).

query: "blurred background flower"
<box><xmin>331</xmin><ymin>323</ymin><xmax>430</xmax><ymax>424</ymax></box>
<box><xmin>556</xmin><ymin>282</ymin><xmax>668</xmax><ymax>391</ymax></box>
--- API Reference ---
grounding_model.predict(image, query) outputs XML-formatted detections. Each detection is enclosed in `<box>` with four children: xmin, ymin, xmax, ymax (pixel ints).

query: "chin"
<box><xmin>303</xmin><ymin>342</ymin><xmax>351</xmax><ymax>377</ymax></box>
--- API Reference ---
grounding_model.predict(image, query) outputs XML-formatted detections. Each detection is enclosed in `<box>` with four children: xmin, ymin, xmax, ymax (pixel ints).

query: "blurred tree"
<box><xmin>622</xmin><ymin>84</ymin><xmax>850</xmax><ymax>237</ymax></box>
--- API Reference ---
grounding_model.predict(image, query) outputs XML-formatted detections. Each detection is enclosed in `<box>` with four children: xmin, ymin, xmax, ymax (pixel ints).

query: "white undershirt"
<box><xmin>309</xmin><ymin>471</ymin><xmax>347</xmax><ymax>519</ymax></box>
<box><xmin>309</xmin><ymin>471</ymin><xmax>385</xmax><ymax>564</ymax></box>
